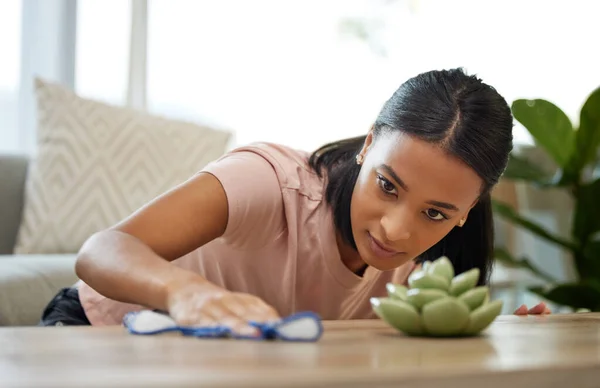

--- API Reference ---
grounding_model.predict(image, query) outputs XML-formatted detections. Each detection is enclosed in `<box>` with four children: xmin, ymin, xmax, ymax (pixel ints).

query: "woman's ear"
<box><xmin>458</xmin><ymin>198</ymin><xmax>479</xmax><ymax>227</ymax></box>
<box><xmin>357</xmin><ymin>126</ymin><xmax>375</xmax><ymax>164</ymax></box>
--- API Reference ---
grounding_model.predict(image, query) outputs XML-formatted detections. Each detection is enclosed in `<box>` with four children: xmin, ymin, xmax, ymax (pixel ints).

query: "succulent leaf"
<box><xmin>386</xmin><ymin>283</ymin><xmax>408</xmax><ymax>301</ymax></box>
<box><xmin>463</xmin><ymin>299</ymin><xmax>503</xmax><ymax>335</ymax></box>
<box><xmin>426</xmin><ymin>256</ymin><xmax>454</xmax><ymax>282</ymax></box>
<box><xmin>422</xmin><ymin>260</ymin><xmax>431</xmax><ymax>272</ymax></box>
<box><xmin>408</xmin><ymin>271</ymin><xmax>450</xmax><ymax>291</ymax></box>
<box><xmin>458</xmin><ymin>286</ymin><xmax>489</xmax><ymax>311</ymax></box>
<box><xmin>406</xmin><ymin>288</ymin><xmax>448</xmax><ymax>310</ymax></box>
<box><xmin>421</xmin><ymin>297</ymin><xmax>470</xmax><ymax>336</ymax></box>
<box><xmin>449</xmin><ymin>268</ymin><xmax>480</xmax><ymax>296</ymax></box>
<box><xmin>371</xmin><ymin>297</ymin><xmax>423</xmax><ymax>335</ymax></box>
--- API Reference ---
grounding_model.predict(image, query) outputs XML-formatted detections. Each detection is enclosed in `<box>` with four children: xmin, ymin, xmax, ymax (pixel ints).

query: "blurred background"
<box><xmin>3</xmin><ymin>0</ymin><xmax>600</xmax><ymax>153</ymax></box>
<box><xmin>1</xmin><ymin>0</ymin><xmax>599</xmax><ymax>323</ymax></box>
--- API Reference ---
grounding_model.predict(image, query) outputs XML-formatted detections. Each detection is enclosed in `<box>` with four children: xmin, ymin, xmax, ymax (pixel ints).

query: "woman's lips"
<box><xmin>368</xmin><ymin>232</ymin><xmax>402</xmax><ymax>259</ymax></box>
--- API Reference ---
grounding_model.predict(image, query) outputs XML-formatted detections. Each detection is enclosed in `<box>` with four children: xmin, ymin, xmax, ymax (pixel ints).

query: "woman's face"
<box><xmin>349</xmin><ymin>130</ymin><xmax>483</xmax><ymax>271</ymax></box>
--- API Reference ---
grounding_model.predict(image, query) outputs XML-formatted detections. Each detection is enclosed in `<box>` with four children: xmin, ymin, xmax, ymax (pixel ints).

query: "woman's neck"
<box><xmin>335</xmin><ymin>231</ymin><xmax>368</xmax><ymax>276</ymax></box>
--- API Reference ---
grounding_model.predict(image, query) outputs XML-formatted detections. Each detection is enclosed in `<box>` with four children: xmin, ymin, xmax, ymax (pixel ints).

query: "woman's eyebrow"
<box><xmin>380</xmin><ymin>164</ymin><xmax>409</xmax><ymax>191</ymax></box>
<box><xmin>426</xmin><ymin>200</ymin><xmax>459</xmax><ymax>211</ymax></box>
<box><xmin>378</xmin><ymin>164</ymin><xmax>459</xmax><ymax>211</ymax></box>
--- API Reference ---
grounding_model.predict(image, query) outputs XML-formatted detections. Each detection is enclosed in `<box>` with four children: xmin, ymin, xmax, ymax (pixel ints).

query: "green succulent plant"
<box><xmin>370</xmin><ymin>256</ymin><xmax>503</xmax><ymax>337</ymax></box>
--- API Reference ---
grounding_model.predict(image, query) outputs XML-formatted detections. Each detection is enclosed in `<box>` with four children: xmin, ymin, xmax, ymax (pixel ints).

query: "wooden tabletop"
<box><xmin>1</xmin><ymin>313</ymin><xmax>599</xmax><ymax>388</ymax></box>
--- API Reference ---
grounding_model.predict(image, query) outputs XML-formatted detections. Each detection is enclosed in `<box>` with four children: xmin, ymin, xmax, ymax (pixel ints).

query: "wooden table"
<box><xmin>1</xmin><ymin>313</ymin><xmax>599</xmax><ymax>388</ymax></box>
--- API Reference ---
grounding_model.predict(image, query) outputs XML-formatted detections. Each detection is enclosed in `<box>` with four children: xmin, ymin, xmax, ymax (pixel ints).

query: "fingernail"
<box><xmin>514</xmin><ymin>305</ymin><xmax>527</xmax><ymax>315</ymax></box>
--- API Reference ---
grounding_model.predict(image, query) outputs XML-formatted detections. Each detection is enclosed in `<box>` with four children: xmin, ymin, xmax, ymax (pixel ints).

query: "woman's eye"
<box><xmin>426</xmin><ymin>209</ymin><xmax>446</xmax><ymax>221</ymax></box>
<box><xmin>376</xmin><ymin>175</ymin><xmax>396</xmax><ymax>195</ymax></box>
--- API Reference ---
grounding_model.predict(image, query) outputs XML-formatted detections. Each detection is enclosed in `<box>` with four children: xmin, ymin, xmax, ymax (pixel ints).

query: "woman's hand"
<box><xmin>166</xmin><ymin>280</ymin><xmax>281</xmax><ymax>336</ymax></box>
<box><xmin>513</xmin><ymin>301</ymin><xmax>551</xmax><ymax>315</ymax></box>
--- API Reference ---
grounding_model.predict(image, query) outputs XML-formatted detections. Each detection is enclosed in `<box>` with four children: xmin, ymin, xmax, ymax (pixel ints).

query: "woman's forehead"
<box><xmin>369</xmin><ymin>133</ymin><xmax>483</xmax><ymax>207</ymax></box>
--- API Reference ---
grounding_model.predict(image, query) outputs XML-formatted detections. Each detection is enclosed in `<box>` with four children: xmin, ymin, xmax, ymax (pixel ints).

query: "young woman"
<box><xmin>40</xmin><ymin>68</ymin><xmax>550</xmax><ymax>333</ymax></box>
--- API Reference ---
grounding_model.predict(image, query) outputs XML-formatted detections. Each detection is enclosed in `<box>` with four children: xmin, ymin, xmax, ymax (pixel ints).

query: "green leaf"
<box><xmin>512</xmin><ymin>99</ymin><xmax>575</xmax><ymax>168</ymax></box>
<box><xmin>493</xmin><ymin>247</ymin><xmax>556</xmax><ymax>283</ymax></box>
<box><xmin>501</xmin><ymin>152</ymin><xmax>552</xmax><ymax>184</ymax></box>
<box><xmin>529</xmin><ymin>282</ymin><xmax>600</xmax><ymax>311</ymax></box>
<box><xmin>573</xmin><ymin>178</ymin><xmax>600</xmax><ymax>241</ymax></box>
<box><xmin>578</xmin><ymin>235</ymin><xmax>600</xmax><ymax>280</ymax></box>
<box><xmin>549</xmin><ymin>165</ymin><xmax>581</xmax><ymax>187</ymax></box>
<box><xmin>492</xmin><ymin>200</ymin><xmax>578</xmax><ymax>252</ymax></box>
<box><xmin>575</xmin><ymin>87</ymin><xmax>600</xmax><ymax>169</ymax></box>
<box><xmin>556</xmin><ymin>87</ymin><xmax>600</xmax><ymax>183</ymax></box>
<box><xmin>584</xmin><ymin>233</ymin><xmax>600</xmax><ymax>260</ymax></box>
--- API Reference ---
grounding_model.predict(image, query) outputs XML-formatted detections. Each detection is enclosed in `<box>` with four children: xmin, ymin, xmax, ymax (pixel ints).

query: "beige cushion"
<box><xmin>0</xmin><ymin>254</ymin><xmax>78</xmax><ymax>326</ymax></box>
<box><xmin>15</xmin><ymin>78</ymin><xmax>231</xmax><ymax>254</ymax></box>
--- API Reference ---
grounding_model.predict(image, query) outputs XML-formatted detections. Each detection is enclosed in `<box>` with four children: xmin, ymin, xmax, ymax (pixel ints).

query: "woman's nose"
<box><xmin>380</xmin><ymin>208</ymin><xmax>412</xmax><ymax>242</ymax></box>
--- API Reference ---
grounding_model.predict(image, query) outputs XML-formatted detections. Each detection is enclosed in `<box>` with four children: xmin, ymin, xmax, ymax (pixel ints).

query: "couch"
<box><xmin>0</xmin><ymin>78</ymin><xmax>232</xmax><ymax>326</ymax></box>
<box><xmin>0</xmin><ymin>153</ymin><xmax>78</xmax><ymax>326</ymax></box>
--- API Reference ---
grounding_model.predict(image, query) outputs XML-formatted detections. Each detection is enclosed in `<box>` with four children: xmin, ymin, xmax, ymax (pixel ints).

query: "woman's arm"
<box><xmin>76</xmin><ymin>149</ymin><xmax>289</xmax><ymax>331</ymax></box>
<box><xmin>75</xmin><ymin>172</ymin><xmax>229</xmax><ymax>312</ymax></box>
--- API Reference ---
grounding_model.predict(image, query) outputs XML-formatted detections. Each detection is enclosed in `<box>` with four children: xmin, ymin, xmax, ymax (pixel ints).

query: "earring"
<box><xmin>458</xmin><ymin>218</ymin><xmax>466</xmax><ymax>227</ymax></box>
<box><xmin>356</xmin><ymin>154</ymin><xmax>364</xmax><ymax>165</ymax></box>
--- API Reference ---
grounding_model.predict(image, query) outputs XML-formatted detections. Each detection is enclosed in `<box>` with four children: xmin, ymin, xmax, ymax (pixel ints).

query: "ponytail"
<box><xmin>418</xmin><ymin>192</ymin><xmax>494</xmax><ymax>285</ymax></box>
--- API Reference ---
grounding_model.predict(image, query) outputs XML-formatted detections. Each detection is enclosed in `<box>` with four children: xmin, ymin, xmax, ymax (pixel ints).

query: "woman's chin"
<box><xmin>358</xmin><ymin>243</ymin><xmax>412</xmax><ymax>271</ymax></box>
<box><xmin>366</xmin><ymin>256</ymin><xmax>411</xmax><ymax>271</ymax></box>
<box><xmin>349</xmin><ymin>231</ymin><xmax>413</xmax><ymax>272</ymax></box>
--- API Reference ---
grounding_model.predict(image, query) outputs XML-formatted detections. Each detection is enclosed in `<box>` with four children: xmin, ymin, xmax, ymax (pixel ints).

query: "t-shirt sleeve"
<box><xmin>200</xmin><ymin>150</ymin><xmax>286</xmax><ymax>250</ymax></box>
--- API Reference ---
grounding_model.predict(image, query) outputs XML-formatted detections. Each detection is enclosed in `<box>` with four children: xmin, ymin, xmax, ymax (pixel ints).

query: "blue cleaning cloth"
<box><xmin>123</xmin><ymin>310</ymin><xmax>323</xmax><ymax>342</ymax></box>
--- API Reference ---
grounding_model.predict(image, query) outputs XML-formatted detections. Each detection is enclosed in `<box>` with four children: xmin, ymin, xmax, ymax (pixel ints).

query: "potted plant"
<box><xmin>492</xmin><ymin>86</ymin><xmax>600</xmax><ymax>311</ymax></box>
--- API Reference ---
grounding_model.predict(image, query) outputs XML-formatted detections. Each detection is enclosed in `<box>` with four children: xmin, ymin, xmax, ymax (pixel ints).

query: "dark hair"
<box><xmin>308</xmin><ymin>68</ymin><xmax>513</xmax><ymax>285</ymax></box>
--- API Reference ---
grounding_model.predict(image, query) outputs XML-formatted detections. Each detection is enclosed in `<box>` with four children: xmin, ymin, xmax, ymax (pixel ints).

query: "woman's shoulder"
<box><xmin>197</xmin><ymin>141</ymin><xmax>328</xmax><ymax>250</ymax></box>
<box><xmin>212</xmin><ymin>141</ymin><xmax>325</xmax><ymax>199</ymax></box>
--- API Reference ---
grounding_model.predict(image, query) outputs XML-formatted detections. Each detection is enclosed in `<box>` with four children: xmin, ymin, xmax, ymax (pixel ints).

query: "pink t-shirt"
<box><xmin>78</xmin><ymin>142</ymin><xmax>416</xmax><ymax>325</ymax></box>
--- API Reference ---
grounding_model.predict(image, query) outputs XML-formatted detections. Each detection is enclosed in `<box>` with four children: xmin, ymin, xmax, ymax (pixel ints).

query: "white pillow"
<box><xmin>14</xmin><ymin>78</ymin><xmax>231</xmax><ymax>254</ymax></box>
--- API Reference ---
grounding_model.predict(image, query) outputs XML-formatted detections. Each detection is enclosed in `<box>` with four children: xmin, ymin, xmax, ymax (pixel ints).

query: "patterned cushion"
<box><xmin>14</xmin><ymin>78</ymin><xmax>231</xmax><ymax>254</ymax></box>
